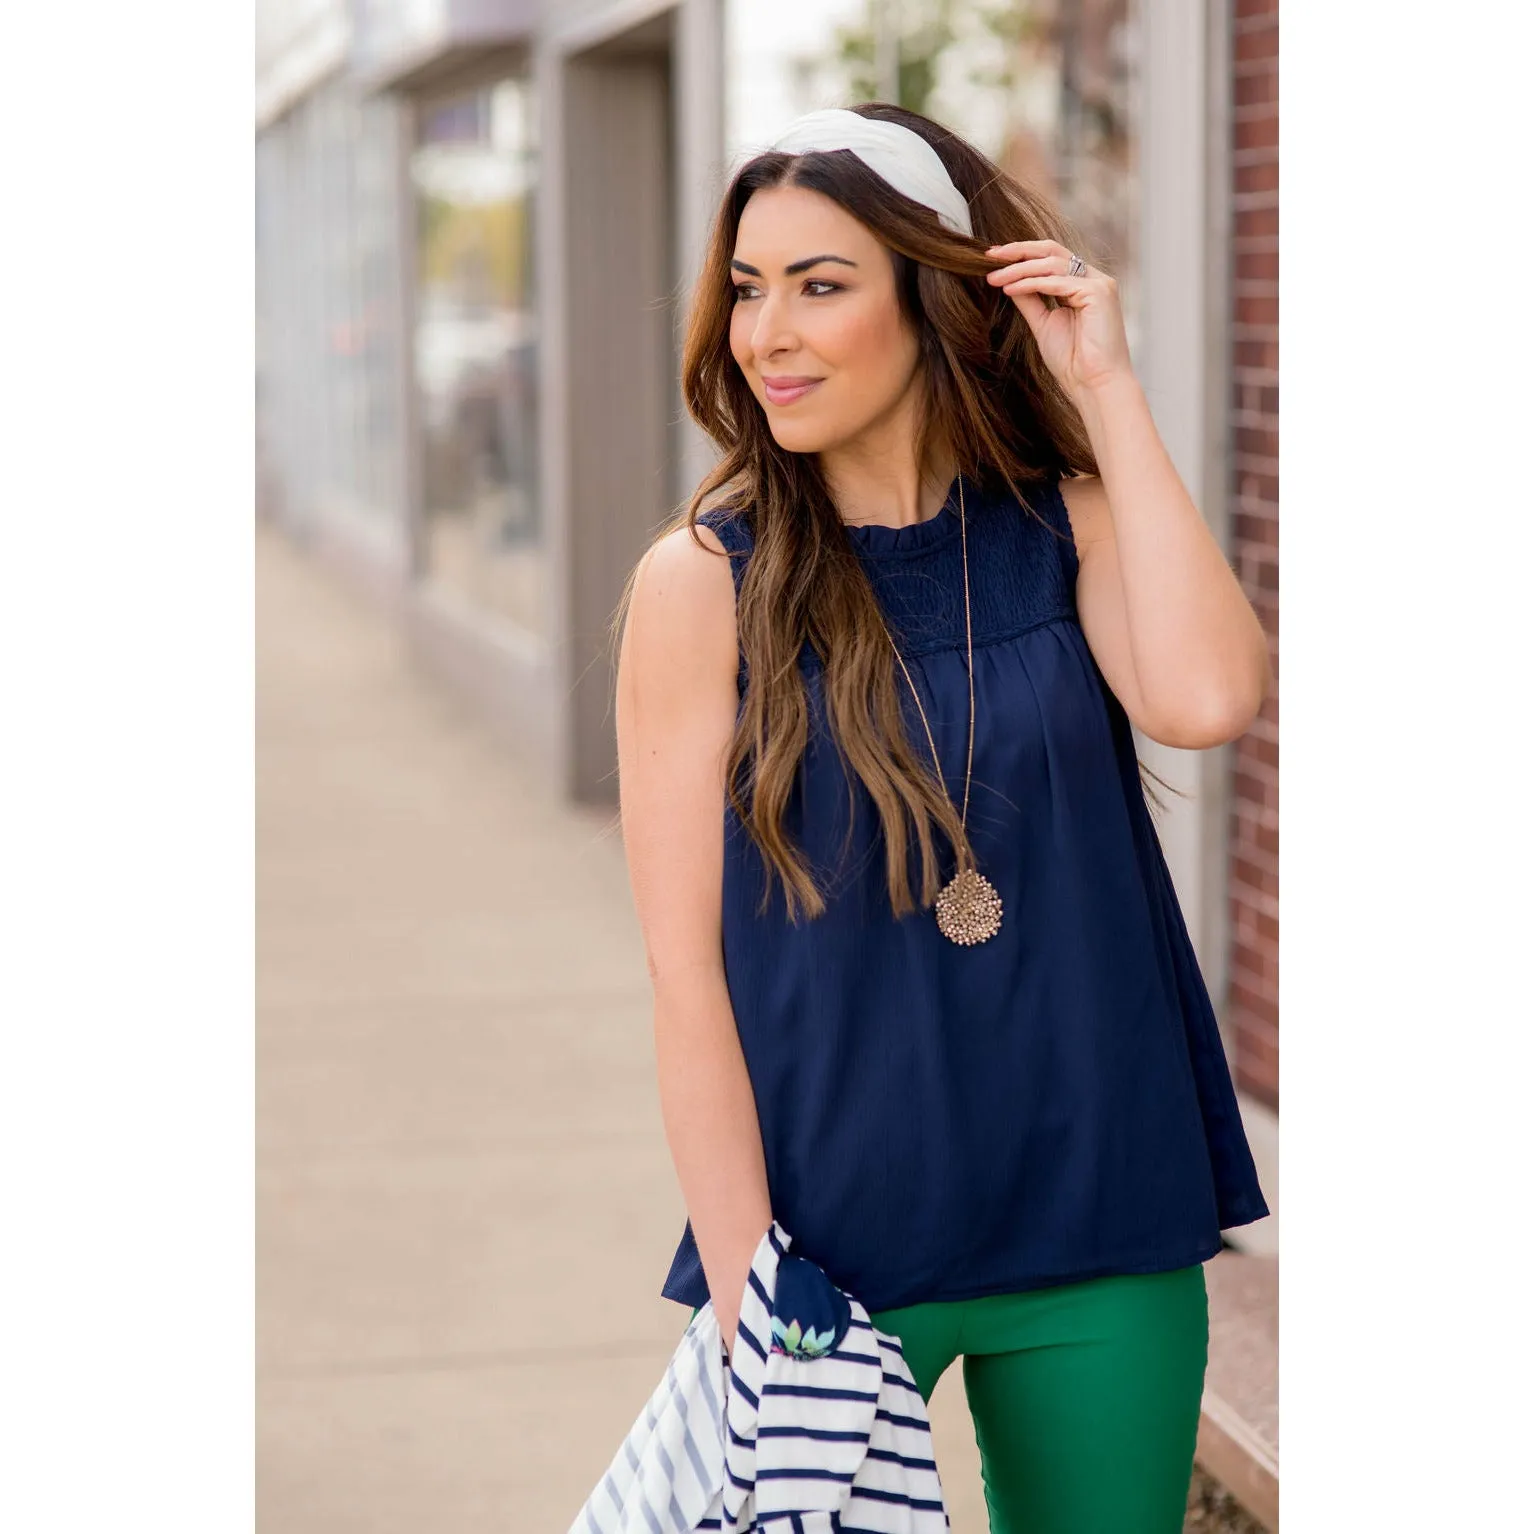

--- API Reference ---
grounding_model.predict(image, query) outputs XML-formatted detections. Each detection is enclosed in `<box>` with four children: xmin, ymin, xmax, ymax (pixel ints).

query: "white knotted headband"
<box><xmin>766</xmin><ymin>107</ymin><xmax>974</xmax><ymax>239</ymax></box>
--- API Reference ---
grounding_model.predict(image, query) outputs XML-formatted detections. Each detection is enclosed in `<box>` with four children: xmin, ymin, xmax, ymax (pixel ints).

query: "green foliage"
<box><xmin>816</xmin><ymin>0</ymin><xmax>1060</xmax><ymax>117</ymax></box>
<box><xmin>830</xmin><ymin>0</ymin><xmax>959</xmax><ymax>115</ymax></box>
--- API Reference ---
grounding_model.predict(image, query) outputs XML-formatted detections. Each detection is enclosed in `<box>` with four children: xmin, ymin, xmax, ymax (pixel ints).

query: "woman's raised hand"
<box><xmin>985</xmin><ymin>238</ymin><xmax>1134</xmax><ymax>405</ymax></box>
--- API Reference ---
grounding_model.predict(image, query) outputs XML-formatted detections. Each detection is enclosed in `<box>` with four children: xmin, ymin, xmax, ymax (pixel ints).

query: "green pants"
<box><xmin>692</xmin><ymin>1262</ymin><xmax>1208</xmax><ymax>1534</ymax></box>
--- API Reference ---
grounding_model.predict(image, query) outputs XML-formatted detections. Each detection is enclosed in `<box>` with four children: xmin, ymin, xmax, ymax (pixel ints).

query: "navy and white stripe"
<box><xmin>570</xmin><ymin>1221</ymin><xmax>948</xmax><ymax>1533</ymax></box>
<box><xmin>574</xmin><ymin>1300</ymin><xmax>725</xmax><ymax>1533</ymax></box>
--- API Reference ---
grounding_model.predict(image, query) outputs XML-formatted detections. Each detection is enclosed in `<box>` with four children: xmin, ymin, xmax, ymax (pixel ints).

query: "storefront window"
<box><xmin>255</xmin><ymin>79</ymin><xmax>405</xmax><ymax>535</ymax></box>
<box><xmin>725</xmin><ymin>0</ymin><xmax>1139</xmax><ymax>352</ymax></box>
<box><xmin>353</xmin><ymin>95</ymin><xmax>404</xmax><ymax>519</ymax></box>
<box><xmin>411</xmin><ymin>76</ymin><xmax>544</xmax><ymax>636</ymax></box>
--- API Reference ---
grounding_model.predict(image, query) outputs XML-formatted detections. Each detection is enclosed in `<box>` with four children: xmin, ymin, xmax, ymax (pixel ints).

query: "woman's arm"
<box><xmin>615</xmin><ymin>521</ymin><xmax>773</xmax><ymax>1359</ymax></box>
<box><xmin>1060</xmin><ymin>385</ymin><xmax>1272</xmax><ymax>750</ymax></box>
<box><xmin>985</xmin><ymin>239</ymin><xmax>1271</xmax><ymax>749</ymax></box>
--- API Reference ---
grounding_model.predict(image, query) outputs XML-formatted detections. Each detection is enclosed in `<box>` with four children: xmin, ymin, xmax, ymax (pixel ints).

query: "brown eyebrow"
<box><xmin>730</xmin><ymin>254</ymin><xmax>859</xmax><ymax>278</ymax></box>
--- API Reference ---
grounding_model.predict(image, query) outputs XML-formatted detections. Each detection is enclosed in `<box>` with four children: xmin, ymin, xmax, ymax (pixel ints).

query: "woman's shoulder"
<box><xmin>692</xmin><ymin>497</ymin><xmax>757</xmax><ymax>604</ymax></box>
<box><xmin>695</xmin><ymin>493</ymin><xmax>755</xmax><ymax>559</ymax></box>
<box><xmin>640</xmin><ymin>515</ymin><xmax>737</xmax><ymax>603</ymax></box>
<box><xmin>625</xmin><ymin>520</ymin><xmax>740</xmax><ymax>698</ymax></box>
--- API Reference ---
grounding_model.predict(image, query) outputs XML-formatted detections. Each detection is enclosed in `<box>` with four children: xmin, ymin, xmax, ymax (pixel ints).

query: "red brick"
<box><xmin>1239</xmin><ymin>730</ymin><xmax>1276</xmax><ymax>767</ymax></box>
<box><xmin>1237</xmin><ymin>248</ymin><xmax>1279</xmax><ymax>282</ymax></box>
<box><xmin>1231</xmin><ymin>323</ymin><xmax>1278</xmax><ymax>349</ymax></box>
<box><xmin>1235</xmin><ymin>423</ymin><xmax>1279</xmax><ymax>458</ymax></box>
<box><xmin>1232</xmin><ymin>816</ymin><xmax>1274</xmax><ymax>852</ymax></box>
<box><xmin>1236</xmin><ymin>1014</ymin><xmax>1280</xmax><ymax>1048</ymax></box>
<box><xmin>1235</xmin><ymin>291</ymin><xmax>1278</xmax><ymax>326</ymax></box>
<box><xmin>1233</xmin><ymin>512</ymin><xmax>1277</xmax><ymax>548</ymax></box>
<box><xmin>1234</xmin><ymin>69</ymin><xmax>1277</xmax><ymax>109</ymax></box>
<box><xmin>1234</xmin><ymin>1041</ymin><xmax>1279</xmax><ymax>1108</ymax></box>
<box><xmin>1233</xmin><ymin>338</ymin><xmax>1274</xmax><ymax>369</ymax></box>
<box><xmin>1233</xmin><ymin>821</ymin><xmax>1278</xmax><ymax>867</ymax></box>
<box><xmin>1237</xmin><ymin>1069</ymin><xmax>1278</xmax><ymax>1112</ymax></box>
<box><xmin>1234</xmin><ymin>22</ymin><xmax>1278</xmax><ymax>63</ymax></box>
<box><xmin>1233</xmin><ymin>1025</ymin><xmax>1280</xmax><ymax>1078</ymax></box>
<box><xmin>1234</xmin><ymin>113</ymin><xmax>1279</xmax><ymax>152</ymax></box>
<box><xmin>1233</xmin><ymin>799</ymin><xmax>1276</xmax><ymax>834</ymax></box>
<box><xmin>1233</xmin><ymin>241</ymin><xmax>1275</xmax><ymax>263</ymax></box>
<box><xmin>1235</xmin><ymin>1055</ymin><xmax>1278</xmax><ymax>1103</ymax></box>
<box><xmin>1236</xmin><ymin>1023</ymin><xmax>1280</xmax><ymax>1066</ymax></box>
<box><xmin>1235</xmin><ymin>157</ymin><xmax>1279</xmax><ymax>195</ymax></box>
<box><xmin>1233</xmin><ymin>1007</ymin><xmax>1270</xmax><ymax>1058</ymax></box>
<box><xmin>1234</xmin><ymin>381</ymin><xmax>1279</xmax><ymax>414</ymax></box>
<box><xmin>1228</xmin><ymin>1</ymin><xmax>1280</xmax><ymax>1099</ymax></box>
<box><xmin>1251</xmin><ymin>930</ymin><xmax>1279</xmax><ymax>964</ymax></box>
<box><xmin>1227</xmin><ymin>797</ymin><xmax>1276</xmax><ymax>834</ymax></box>
<box><xmin>1235</xmin><ymin>203</ymin><xmax>1279</xmax><ymax>240</ymax></box>
<box><xmin>1244</xmin><ymin>732</ymin><xmax>1278</xmax><ymax>771</ymax></box>
<box><xmin>1233</xmin><ymin>770</ymin><xmax>1269</xmax><ymax>806</ymax></box>
<box><xmin>1231</xmin><ymin>769</ymin><xmax>1266</xmax><ymax>798</ymax></box>
<box><xmin>1229</xmin><ymin>979</ymin><xmax>1279</xmax><ymax>1028</ymax></box>
<box><xmin>1233</xmin><ymin>859</ymin><xmax>1277</xmax><ymax>900</ymax></box>
<box><xmin>1232</xmin><ymin>946</ymin><xmax>1277</xmax><ymax>989</ymax></box>
<box><xmin>1236</xmin><ymin>724</ymin><xmax>1274</xmax><ymax>759</ymax></box>
<box><xmin>1236</xmin><ymin>471</ymin><xmax>1279</xmax><ymax>505</ymax></box>
<box><xmin>1235</xmin><ymin>1045</ymin><xmax>1277</xmax><ymax>1074</ymax></box>
<box><xmin>1231</xmin><ymin>1028</ymin><xmax>1276</xmax><ymax>1076</ymax></box>
<box><xmin>1245</xmin><ymin>713</ymin><xmax>1276</xmax><ymax>749</ymax></box>
<box><xmin>1234</xmin><ymin>1039</ymin><xmax>1277</xmax><ymax>1071</ymax></box>
<box><xmin>1232</xmin><ymin>356</ymin><xmax>1277</xmax><ymax>377</ymax></box>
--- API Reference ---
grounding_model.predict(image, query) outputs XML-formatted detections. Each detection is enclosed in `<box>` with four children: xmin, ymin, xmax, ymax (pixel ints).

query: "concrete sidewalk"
<box><xmin>254</xmin><ymin>521</ymin><xmax>986</xmax><ymax>1532</ymax></box>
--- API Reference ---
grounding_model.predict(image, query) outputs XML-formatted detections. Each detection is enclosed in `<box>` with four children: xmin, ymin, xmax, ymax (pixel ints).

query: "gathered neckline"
<box><xmin>840</xmin><ymin>473</ymin><xmax>966</xmax><ymax>556</ymax></box>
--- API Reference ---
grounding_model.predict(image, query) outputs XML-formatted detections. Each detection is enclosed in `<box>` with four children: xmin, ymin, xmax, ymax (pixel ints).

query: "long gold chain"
<box><xmin>878</xmin><ymin>475</ymin><xmax>977</xmax><ymax>873</ymax></box>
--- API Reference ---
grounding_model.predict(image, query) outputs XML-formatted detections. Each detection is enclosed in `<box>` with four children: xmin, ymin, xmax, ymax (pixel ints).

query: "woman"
<box><xmin>613</xmin><ymin>103</ymin><xmax>1271</xmax><ymax>1532</ymax></box>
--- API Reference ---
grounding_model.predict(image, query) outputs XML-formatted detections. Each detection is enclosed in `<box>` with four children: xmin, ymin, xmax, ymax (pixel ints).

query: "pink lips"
<box><xmin>763</xmin><ymin>376</ymin><xmax>823</xmax><ymax>406</ymax></box>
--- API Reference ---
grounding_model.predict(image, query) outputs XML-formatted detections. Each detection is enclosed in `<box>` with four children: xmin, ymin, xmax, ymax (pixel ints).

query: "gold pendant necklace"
<box><xmin>880</xmin><ymin>475</ymin><xmax>1004</xmax><ymax>946</ymax></box>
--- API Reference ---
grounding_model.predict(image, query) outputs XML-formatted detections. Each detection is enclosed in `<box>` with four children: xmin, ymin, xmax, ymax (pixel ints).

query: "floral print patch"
<box><xmin>768</xmin><ymin>1252</ymin><xmax>853</xmax><ymax>1360</ymax></box>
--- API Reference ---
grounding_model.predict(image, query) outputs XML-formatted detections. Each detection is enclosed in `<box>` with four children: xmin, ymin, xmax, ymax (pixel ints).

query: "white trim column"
<box><xmin>538</xmin><ymin>0</ymin><xmax>726</xmax><ymax>798</ymax></box>
<box><xmin>1130</xmin><ymin>0</ymin><xmax>1232</xmax><ymax>1020</ymax></box>
<box><xmin>674</xmin><ymin>0</ymin><xmax>725</xmax><ymax>508</ymax></box>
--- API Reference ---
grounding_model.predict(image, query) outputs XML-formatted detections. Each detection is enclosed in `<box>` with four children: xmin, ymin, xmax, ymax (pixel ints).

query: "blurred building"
<box><xmin>255</xmin><ymin>0</ymin><xmax>1277</xmax><ymax>1231</ymax></box>
<box><xmin>1225</xmin><ymin>0</ymin><xmax>1278</xmax><ymax>1121</ymax></box>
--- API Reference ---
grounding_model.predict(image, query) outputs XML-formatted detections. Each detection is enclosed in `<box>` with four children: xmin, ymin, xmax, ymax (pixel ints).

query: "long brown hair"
<box><xmin>614</xmin><ymin>101</ymin><xmax>1179</xmax><ymax>923</ymax></box>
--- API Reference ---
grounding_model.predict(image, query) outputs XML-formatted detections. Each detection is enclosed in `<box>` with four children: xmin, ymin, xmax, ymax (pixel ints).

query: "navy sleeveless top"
<box><xmin>660</xmin><ymin>468</ymin><xmax>1269</xmax><ymax>1314</ymax></box>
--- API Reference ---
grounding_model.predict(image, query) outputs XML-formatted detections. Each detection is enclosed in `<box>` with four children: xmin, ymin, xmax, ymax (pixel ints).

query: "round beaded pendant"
<box><xmin>934</xmin><ymin>865</ymin><xmax>1004</xmax><ymax>946</ymax></box>
<box><xmin>877</xmin><ymin>474</ymin><xmax>1004</xmax><ymax>948</ymax></box>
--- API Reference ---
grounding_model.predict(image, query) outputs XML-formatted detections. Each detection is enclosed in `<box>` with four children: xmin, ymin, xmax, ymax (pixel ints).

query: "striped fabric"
<box><xmin>570</xmin><ymin>1221</ymin><xmax>949</xmax><ymax>1533</ymax></box>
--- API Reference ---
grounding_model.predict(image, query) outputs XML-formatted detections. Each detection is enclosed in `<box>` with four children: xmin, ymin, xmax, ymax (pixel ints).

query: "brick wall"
<box><xmin>1228</xmin><ymin>0</ymin><xmax>1279</xmax><ymax>1108</ymax></box>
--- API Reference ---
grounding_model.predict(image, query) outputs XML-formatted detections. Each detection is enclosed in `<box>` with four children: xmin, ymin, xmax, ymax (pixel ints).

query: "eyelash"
<box><xmin>732</xmin><ymin>280</ymin><xmax>842</xmax><ymax>301</ymax></box>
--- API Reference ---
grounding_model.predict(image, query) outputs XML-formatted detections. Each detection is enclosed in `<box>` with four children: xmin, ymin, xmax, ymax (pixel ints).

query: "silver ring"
<box><xmin>1067</xmin><ymin>252</ymin><xmax>1087</xmax><ymax>277</ymax></box>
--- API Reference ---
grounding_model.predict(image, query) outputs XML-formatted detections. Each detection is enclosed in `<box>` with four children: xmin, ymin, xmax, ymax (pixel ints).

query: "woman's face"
<box><xmin>729</xmin><ymin>184</ymin><xmax>923</xmax><ymax>455</ymax></box>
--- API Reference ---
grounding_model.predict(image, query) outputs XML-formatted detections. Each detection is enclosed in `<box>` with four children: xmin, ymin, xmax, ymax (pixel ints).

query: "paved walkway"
<box><xmin>255</xmin><ymin>520</ymin><xmax>987</xmax><ymax>1532</ymax></box>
